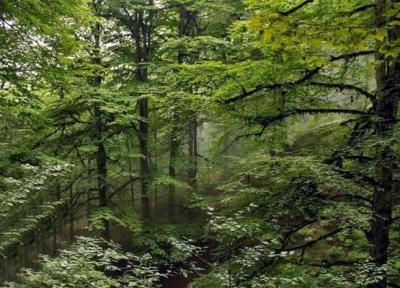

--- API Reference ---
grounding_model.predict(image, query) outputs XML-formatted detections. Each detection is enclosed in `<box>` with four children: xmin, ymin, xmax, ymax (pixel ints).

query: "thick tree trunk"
<box><xmin>368</xmin><ymin>1</ymin><xmax>400</xmax><ymax>287</ymax></box>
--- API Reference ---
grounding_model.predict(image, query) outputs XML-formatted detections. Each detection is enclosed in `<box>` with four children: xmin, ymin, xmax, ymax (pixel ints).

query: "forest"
<box><xmin>0</xmin><ymin>0</ymin><xmax>400</xmax><ymax>287</ymax></box>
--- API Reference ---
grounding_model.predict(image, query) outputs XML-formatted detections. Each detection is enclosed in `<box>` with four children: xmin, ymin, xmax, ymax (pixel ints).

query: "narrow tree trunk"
<box><xmin>69</xmin><ymin>184</ymin><xmax>74</xmax><ymax>241</ymax></box>
<box><xmin>126</xmin><ymin>136</ymin><xmax>135</xmax><ymax>208</ymax></box>
<box><xmin>177</xmin><ymin>7</ymin><xmax>199</xmax><ymax>191</ymax></box>
<box><xmin>167</xmin><ymin>7</ymin><xmax>198</xmax><ymax>217</ymax></box>
<box><xmin>138</xmin><ymin>96</ymin><xmax>151</xmax><ymax>218</ymax></box>
<box><xmin>87</xmin><ymin>158</ymin><xmax>93</xmax><ymax>224</ymax></box>
<box><xmin>132</xmin><ymin>7</ymin><xmax>153</xmax><ymax>219</ymax></box>
<box><xmin>168</xmin><ymin>126</ymin><xmax>178</xmax><ymax>219</ymax></box>
<box><xmin>52</xmin><ymin>182</ymin><xmax>61</xmax><ymax>254</ymax></box>
<box><xmin>95</xmin><ymin>110</ymin><xmax>110</xmax><ymax>240</ymax></box>
<box><xmin>91</xmin><ymin>9</ymin><xmax>109</xmax><ymax>239</ymax></box>
<box><xmin>368</xmin><ymin>1</ymin><xmax>400</xmax><ymax>287</ymax></box>
<box><xmin>187</xmin><ymin>115</ymin><xmax>198</xmax><ymax>190</ymax></box>
<box><xmin>153</xmin><ymin>129</ymin><xmax>158</xmax><ymax>210</ymax></box>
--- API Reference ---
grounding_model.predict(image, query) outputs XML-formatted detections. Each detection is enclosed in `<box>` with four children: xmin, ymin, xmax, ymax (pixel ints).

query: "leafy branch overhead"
<box><xmin>1</xmin><ymin>0</ymin><xmax>400</xmax><ymax>288</ymax></box>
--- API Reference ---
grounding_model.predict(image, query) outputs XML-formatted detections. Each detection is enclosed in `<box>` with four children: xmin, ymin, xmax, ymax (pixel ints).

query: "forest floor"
<box><xmin>1</xmin><ymin>190</ymin><xmax>214</xmax><ymax>287</ymax></box>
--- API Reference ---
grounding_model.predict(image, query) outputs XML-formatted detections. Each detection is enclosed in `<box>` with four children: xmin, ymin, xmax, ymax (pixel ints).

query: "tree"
<box><xmin>106</xmin><ymin>0</ymin><xmax>159</xmax><ymax>218</ymax></box>
<box><xmin>2</xmin><ymin>1</ymin><xmax>400</xmax><ymax>287</ymax></box>
<box><xmin>201</xmin><ymin>0</ymin><xmax>400</xmax><ymax>287</ymax></box>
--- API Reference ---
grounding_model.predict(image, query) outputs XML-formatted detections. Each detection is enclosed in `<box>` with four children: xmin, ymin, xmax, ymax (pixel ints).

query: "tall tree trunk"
<box><xmin>138</xmin><ymin>96</ymin><xmax>151</xmax><ymax>218</ymax></box>
<box><xmin>92</xmin><ymin>7</ymin><xmax>109</xmax><ymax>239</ymax></box>
<box><xmin>178</xmin><ymin>7</ymin><xmax>199</xmax><ymax>191</ymax></box>
<box><xmin>187</xmin><ymin>115</ymin><xmax>198</xmax><ymax>190</ymax></box>
<box><xmin>87</xmin><ymin>158</ymin><xmax>93</xmax><ymax>224</ymax></box>
<box><xmin>132</xmin><ymin>7</ymin><xmax>153</xmax><ymax>218</ymax></box>
<box><xmin>52</xmin><ymin>182</ymin><xmax>61</xmax><ymax>254</ymax></box>
<box><xmin>168</xmin><ymin>7</ymin><xmax>199</xmax><ymax>216</ymax></box>
<box><xmin>168</xmin><ymin>8</ymin><xmax>192</xmax><ymax>216</ymax></box>
<box><xmin>136</xmin><ymin>60</ymin><xmax>151</xmax><ymax>218</ymax></box>
<box><xmin>126</xmin><ymin>136</ymin><xmax>135</xmax><ymax>208</ymax></box>
<box><xmin>95</xmin><ymin>106</ymin><xmax>109</xmax><ymax>240</ymax></box>
<box><xmin>153</xmin><ymin>129</ymin><xmax>158</xmax><ymax>210</ymax></box>
<box><xmin>69</xmin><ymin>184</ymin><xmax>74</xmax><ymax>241</ymax></box>
<box><xmin>368</xmin><ymin>1</ymin><xmax>400</xmax><ymax>287</ymax></box>
<box><xmin>168</xmin><ymin>126</ymin><xmax>178</xmax><ymax>219</ymax></box>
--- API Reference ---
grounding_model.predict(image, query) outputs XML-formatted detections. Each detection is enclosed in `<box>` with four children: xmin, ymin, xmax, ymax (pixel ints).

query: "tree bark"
<box><xmin>168</xmin><ymin>6</ymin><xmax>199</xmax><ymax>216</ymax></box>
<box><xmin>69</xmin><ymin>184</ymin><xmax>74</xmax><ymax>241</ymax></box>
<box><xmin>126</xmin><ymin>135</ymin><xmax>135</xmax><ymax>208</ymax></box>
<box><xmin>368</xmin><ymin>1</ymin><xmax>400</xmax><ymax>287</ymax></box>
<box><xmin>132</xmin><ymin>7</ymin><xmax>153</xmax><ymax>218</ymax></box>
<box><xmin>52</xmin><ymin>182</ymin><xmax>61</xmax><ymax>254</ymax></box>
<box><xmin>92</xmin><ymin>5</ymin><xmax>110</xmax><ymax>239</ymax></box>
<box><xmin>168</xmin><ymin>126</ymin><xmax>178</xmax><ymax>219</ymax></box>
<box><xmin>187</xmin><ymin>114</ymin><xmax>198</xmax><ymax>190</ymax></box>
<box><xmin>177</xmin><ymin>7</ymin><xmax>199</xmax><ymax>191</ymax></box>
<box><xmin>95</xmin><ymin>106</ymin><xmax>109</xmax><ymax>240</ymax></box>
<box><xmin>138</xmin><ymin>96</ymin><xmax>151</xmax><ymax>218</ymax></box>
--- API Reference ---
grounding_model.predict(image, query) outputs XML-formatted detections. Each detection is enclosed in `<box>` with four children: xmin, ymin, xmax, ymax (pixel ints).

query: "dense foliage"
<box><xmin>1</xmin><ymin>0</ymin><xmax>400</xmax><ymax>288</ymax></box>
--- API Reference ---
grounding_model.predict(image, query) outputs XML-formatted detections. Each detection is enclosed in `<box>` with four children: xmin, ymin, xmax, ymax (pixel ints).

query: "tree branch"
<box><xmin>221</xmin><ymin>68</ymin><xmax>319</xmax><ymax>104</ymax></box>
<box><xmin>253</xmin><ymin>108</ymin><xmax>368</xmax><ymax>127</ymax></box>
<box><xmin>308</xmin><ymin>81</ymin><xmax>376</xmax><ymax>104</ymax></box>
<box><xmin>210</xmin><ymin>128</ymin><xmax>266</xmax><ymax>161</ymax></box>
<box><xmin>330</xmin><ymin>50</ymin><xmax>374</xmax><ymax>61</ymax></box>
<box><xmin>346</xmin><ymin>4</ymin><xmax>376</xmax><ymax>16</ymax></box>
<box><xmin>284</xmin><ymin>228</ymin><xmax>343</xmax><ymax>251</ymax></box>
<box><xmin>308</xmin><ymin>259</ymin><xmax>358</xmax><ymax>267</ymax></box>
<box><xmin>221</xmin><ymin>51</ymin><xmax>374</xmax><ymax>104</ymax></box>
<box><xmin>329</xmin><ymin>193</ymin><xmax>373</xmax><ymax>205</ymax></box>
<box><xmin>331</xmin><ymin>167</ymin><xmax>379</xmax><ymax>188</ymax></box>
<box><xmin>280</xmin><ymin>0</ymin><xmax>315</xmax><ymax>16</ymax></box>
<box><xmin>107</xmin><ymin>176</ymin><xmax>140</xmax><ymax>201</ymax></box>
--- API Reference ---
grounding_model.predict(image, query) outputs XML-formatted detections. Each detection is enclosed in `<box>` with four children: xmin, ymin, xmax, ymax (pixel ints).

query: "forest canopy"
<box><xmin>0</xmin><ymin>0</ymin><xmax>400</xmax><ymax>287</ymax></box>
